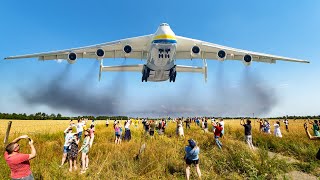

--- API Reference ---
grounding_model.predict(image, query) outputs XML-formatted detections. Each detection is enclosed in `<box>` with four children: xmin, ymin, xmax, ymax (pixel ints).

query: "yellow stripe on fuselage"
<box><xmin>153</xmin><ymin>34</ymin><xmax>176</xmax><ymax>40</ymax></box>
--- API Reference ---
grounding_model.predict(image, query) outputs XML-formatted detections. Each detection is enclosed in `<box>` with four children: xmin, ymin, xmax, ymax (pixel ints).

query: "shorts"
<box><xmin>186</xmin><ymin>158</ymin><xmax>199</xmax><ymax>165</ymax></box>
<box><xmin>12</xmin><ymin>173</ymin><xmax>34</xmax><ymax>180</ymax></box>
<box><xmin>63</xmin><ymin>146</ymin><xmax>70</xmax><ymax>153</ymax></box>
<box><xmin>81</xmin><ymin>147</ymin><xmax>89</xmax><ymax>154</ymax></box>
<box><xmin>78</xmin><ymin>132</ymin><xmax>83</xmax><ymax>138</ymax></box>
<box><xmin>115</xmin><ymin>133</ymin><xmax>120</xmax><ymax>138</ymax></box>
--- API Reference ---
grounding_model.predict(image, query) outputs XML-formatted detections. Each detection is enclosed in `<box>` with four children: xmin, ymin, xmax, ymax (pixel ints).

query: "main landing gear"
<box><xmin>169</xmin><ymin>66</ymin><xmax>177</xmax><ymax>82</ymax></box>
<box><xmin>142</xmin><ymin>65</ymin><xmax>150</xmax><ymax>82</ymax></box>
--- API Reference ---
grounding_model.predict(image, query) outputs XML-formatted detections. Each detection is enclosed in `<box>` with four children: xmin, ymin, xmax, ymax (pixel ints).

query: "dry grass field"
<box><xmin>0</xmin><ymin>119</ymin><xmax>319</xmax><ymax>179</ymax></box>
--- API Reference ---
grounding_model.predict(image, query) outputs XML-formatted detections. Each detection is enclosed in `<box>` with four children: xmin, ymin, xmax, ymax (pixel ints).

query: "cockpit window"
<box><xmin>160</xmin><ymin>23</ymin><xmax>169</xmax><ymax>26</ymax></box>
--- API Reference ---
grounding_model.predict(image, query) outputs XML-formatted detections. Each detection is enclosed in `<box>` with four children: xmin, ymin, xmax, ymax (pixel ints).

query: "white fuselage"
<box><xmin>145</xmin><ymin>23</ymin><xmax>177</xmax><ymax>82</ymax></box>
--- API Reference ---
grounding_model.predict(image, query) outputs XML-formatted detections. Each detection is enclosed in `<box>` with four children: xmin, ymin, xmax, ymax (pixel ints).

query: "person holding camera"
<box><xmin>4</xmin><ymin>135</ymin><xmax>36</xmax><ymax>180</ymax></box>
<box><xmin>240</xmin><ymin>119</ymin><xmax>254</xmax><ymax>149</ymax></box>
<box><xmin>184</xmin><ymin>139</ymin><xmax>201</xmax><ymax>180</ymax></box>
<box><xmin>60</xmin><ymin>126</ymin><xmax>74</xmax><ymax>167</ymax></box>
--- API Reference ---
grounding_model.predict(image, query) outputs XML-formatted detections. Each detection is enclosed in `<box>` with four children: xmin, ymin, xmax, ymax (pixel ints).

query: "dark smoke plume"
<box><xmin>19</xmin><ymin>61</ymin><xmax>126</xmax><ymax>116</ymax></box>
<box><xmin>212</xmin><ymin>64</ymin><xmax>278</xmax><ymax>117</ymax></box>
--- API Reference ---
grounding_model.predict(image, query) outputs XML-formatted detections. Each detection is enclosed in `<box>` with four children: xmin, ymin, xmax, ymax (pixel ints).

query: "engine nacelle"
<box><xmin>191</xmin><ymin>45</ymin><xmax>201</xmax><ymax>58</ymax></box>
<box><xmin>67</xmin><ymin>52</ymin><xmax>77</xmax><ymax>64</ymax></box>
<box><xmin>96</xmin><ymin>48</ymin><xmax>105</xmax><ymax>58</ymax></box>
<box><xmin>123</xmin><ymin>45</ymin><xmax>132</xmax><ymax>53</ymax></box>
<box><xmin>243</xmin><ymin>54</ymin><xmax>252</xmax><ymax>66</ymax></box>
<box><xmin>217</xmin><ymin>50</ymin><xmax>227</xmax><ymax>61</ymax></box>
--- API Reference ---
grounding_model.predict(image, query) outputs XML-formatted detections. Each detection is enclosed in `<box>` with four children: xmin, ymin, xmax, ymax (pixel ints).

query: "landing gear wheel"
<box><xmin>172</xmin><ymin>71</ymin><xmax>176</xmax><ymax>82</ymax></box>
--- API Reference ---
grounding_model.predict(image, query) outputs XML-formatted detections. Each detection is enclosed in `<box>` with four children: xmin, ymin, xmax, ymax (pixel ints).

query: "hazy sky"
<box><xmin>0</xmin><ymin>1</ymin><xmax>319</xmax><ymax>117</ymax></box>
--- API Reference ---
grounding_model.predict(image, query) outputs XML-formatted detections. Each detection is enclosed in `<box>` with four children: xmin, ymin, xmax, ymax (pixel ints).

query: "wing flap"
<box><xmin>101</xmin><ymin>64</ymin><xmax>144</xmax><ymax>72</ymax></box>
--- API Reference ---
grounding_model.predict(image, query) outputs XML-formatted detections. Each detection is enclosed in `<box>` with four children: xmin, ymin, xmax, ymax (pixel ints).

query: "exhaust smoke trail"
<box><xmin>20</xmin><ymin>61</ymin><xmax>127</xmax><ymax>116</ymax></box>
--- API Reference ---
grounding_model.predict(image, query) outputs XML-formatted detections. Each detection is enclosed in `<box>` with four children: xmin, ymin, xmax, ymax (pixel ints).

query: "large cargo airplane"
<box><xmin>5</xmin><ymin>23</ymin><xmax>309</xmax><ymax>82</ymax></box>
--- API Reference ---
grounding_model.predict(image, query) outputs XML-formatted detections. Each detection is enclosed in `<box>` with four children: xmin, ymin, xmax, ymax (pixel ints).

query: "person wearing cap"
<box><xmin>4</xmin><ymin>135</ymin><xmax>36</xmax><ymax>180</ymax></box>
<box><xmin>60</xmin><ymin>126</ymin><xmax>74</xmax><ymax>167</ymax></box>
<box><xmin>184</xmin><ymin>139</ymin><xmax>201</xmax><ymax>180</ymax></box>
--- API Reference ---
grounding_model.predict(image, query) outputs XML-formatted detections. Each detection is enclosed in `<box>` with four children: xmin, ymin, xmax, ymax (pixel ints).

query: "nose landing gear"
<box><xmin>169</xmin><ymin>66</ymin><xmax>177</xmax><ymax>82</ymax></box>
<box><xmin>142</xmin><ymin>65</ymin><xmax>150</xmax><ymax>82</ymax></box>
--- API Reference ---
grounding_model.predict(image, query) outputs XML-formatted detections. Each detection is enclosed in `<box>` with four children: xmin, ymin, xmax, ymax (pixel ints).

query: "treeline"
<box><xmin>0</xmin><ymin>112</ymin><xmax>128</xmax><ymax>120</ymax></box>
<box><xmin>0</xmin><ymin>112</ymin><xmax>319</xmax><ymax>120</ymax></box>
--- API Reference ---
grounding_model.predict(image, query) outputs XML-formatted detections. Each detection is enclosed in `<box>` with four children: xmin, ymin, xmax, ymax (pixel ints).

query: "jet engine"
<box><xmin>217</xmin><ymin>50</ymin><xmax>227</xmax><ymax>61</ymax></box>
<box><xmin>67</xmin><ymin>52</ymin><xmax>77</xmax><ymax>64</ymax></box>
<box><xmin>191</xmin><ymin>45</ymin><xmax>201</xmax><ymax>58</ymax></box>
<box><xmin>123</xmin><ymin>45</ymin><xmax>132</xmax><ymax>53</ymax></box>
<box><xmin>96</xmin><ymin>48</ymin><xmax>105</xmax><ymax>58</ymax></box>
<box><xmin>243</xmin><ymin>54</ymin><xmax>252</xmax><ymax>66</ymax></box>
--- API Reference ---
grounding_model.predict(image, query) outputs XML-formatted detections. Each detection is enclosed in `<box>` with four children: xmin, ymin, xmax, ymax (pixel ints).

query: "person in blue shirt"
<box><xmin>184</xmin><ymin>139</ymin><xmax>201</xmax><ymax>180</ymax></box>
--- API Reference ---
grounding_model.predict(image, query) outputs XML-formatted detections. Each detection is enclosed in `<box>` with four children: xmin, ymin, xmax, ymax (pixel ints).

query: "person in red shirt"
<box><xmin>213</xmin><ymin>122</ymin><xmax>223</xmax><ymax>149</ymax></box>
<box><xmin>4</xmin><ymin>135</ymin><xmax>36</xmax><ymax>180</ymax></box>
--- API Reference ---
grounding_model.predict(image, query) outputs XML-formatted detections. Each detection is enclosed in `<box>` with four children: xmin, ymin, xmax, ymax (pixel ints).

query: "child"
<box><xmin>68</xmin><ymin>134</ymin><xmax>79</xmax><ymax>172</ymax></box>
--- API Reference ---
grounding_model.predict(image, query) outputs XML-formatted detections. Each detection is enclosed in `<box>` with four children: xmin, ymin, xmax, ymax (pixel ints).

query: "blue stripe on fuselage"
<box><xmin>152</xmin><ymin>39</ymin><xmax>177</xmax><ymax>44</ymax></box>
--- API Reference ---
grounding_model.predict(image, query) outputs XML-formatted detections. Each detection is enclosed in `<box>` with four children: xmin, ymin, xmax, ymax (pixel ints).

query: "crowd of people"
<box><xmin>4</xmin><ymin>116</ymin><xmax>319</xmax><ymax>179</ymax></box>
<box><xmin>60</xmin><ymin>118</ymin><xmax>95</xmax><ymax>174</ymax></box>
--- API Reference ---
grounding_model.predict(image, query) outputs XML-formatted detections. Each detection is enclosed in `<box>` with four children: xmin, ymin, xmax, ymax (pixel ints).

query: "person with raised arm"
<box><xmin>4</xmin><ymin>135</ymin><xmax>36</xmax><ymax>180</ymax></box>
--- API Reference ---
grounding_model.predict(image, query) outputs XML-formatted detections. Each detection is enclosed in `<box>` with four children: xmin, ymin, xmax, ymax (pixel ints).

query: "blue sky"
<box><xmin>0</xmin><ymin>1</ymin><xmax>319</xmax><ymax>117</ymax></box>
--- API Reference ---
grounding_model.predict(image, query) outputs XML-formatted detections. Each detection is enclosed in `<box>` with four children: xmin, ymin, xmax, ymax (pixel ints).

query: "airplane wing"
<box><xmin>4</xmin><ymin>35</ymin><xmax>153</xmax><ymax>61</ymax></box>
<box><xmin>175</xmin><ymin>35</ymin><xmax>309</xmax><ymax>64</ymax></box>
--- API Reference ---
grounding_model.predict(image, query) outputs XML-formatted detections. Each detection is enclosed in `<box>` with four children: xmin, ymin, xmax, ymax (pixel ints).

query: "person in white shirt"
<box><xmin>219</xmin><ymin>119</ymin><xmax>225</xmax><ymax>138</ymax></box>
<box><xmin>60</xmin><ymin>126</ymin><xmax>74</xmax><ymax>167</ymax></box>
<box><xmin>124</xmin><ymin>120</ymin><xmax>132</xmax><ymax>141</ymax></box>
<box><xmin>75</xmin><ymin>119</ymin><xmax>85</xmax><ymax>139</ymax></box>
<box><xmin>274</xmin><ymin>121</ymin><xmax>282</xmax><ymax>138</ymax></box>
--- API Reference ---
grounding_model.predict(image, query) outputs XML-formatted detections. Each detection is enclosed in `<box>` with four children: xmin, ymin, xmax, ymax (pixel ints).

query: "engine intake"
<box><xmin>217</xmin><ymin>50</ymin><xmax>227</xmax><ymax>61</ymax></box>
<box><xmin>123</xmin><ymin>45</ymin><xmax>132</xmax><ymax>54</ymax></box>
<box><xmin>67</xmin><ymin>52</ymin><xmax>77</xmax><ymax>64</ymax></box>
<box><xmin>243</xmin><ymin>54</ymin><xmax>252</xmax><ymax>66</ymax></box>
<box><xmin>191</xmin><ymin>45</ymin><xmax>201</xmax><ymax>58</ymax></box>
<box><xmin>96</xmin><ymin>49</ymin><xmax>105</xmax><ymax>58</ymax></box>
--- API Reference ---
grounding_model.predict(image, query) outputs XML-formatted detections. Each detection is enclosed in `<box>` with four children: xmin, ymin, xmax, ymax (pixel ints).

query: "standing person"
<box><xmin>274</xmin><ymin>121</ymin><xmax>282</xmax><ymax>138</ymax></box>
<box><xmin>149</xmin><ymin>120</ymin><xmax>156</xmax><ymax>137</ymax></box>
<box><xmin>184</xmin><ymin>139</ymin><xmax>201</xmax><ymax>180</ymax></box>
<box><xmin>79</xmin><ymin>130</ymin><xmax>90</xmax><ymax>174</ymax></box>
<box><xmin>75</xmin><ymin>119</ymin><xmax>85</xmax><ymax>139</ymax></box>
<box><xmin>308</xmin><ymin>120</ymin><xmax>320</xmax><ymax>137</ymax></box>
<box><xmin>185</xmin><ymin>118</ymin><xmax>191</xmax><ymax>129</ymax></box>
<box><xmin>105</xmin><ymin>119</ymin><xmax>109</xmax><ymax>127</ymax></box>
<box><xmin>264</xmin><ymin>120</ymin><xmax>271</xmax><ymax>134</ymax></box>
<box><xmin>304</xmin><ymin>123</ymin><xmax>320</xmax><ymax>140</ymax></box>
<box><xmin>203</xmin><ymin>120</ymin><xmax>208</xmax><ymax>133</ymax></box>
<box><xmin>176</xmin><ymin>119</ymin><xmax>181</xmax><ymax>135</ymax></box>
<box><xmin>258</xmin><ymin>119</ymin><xmax>264</xmax><ymax>132</ymax></box>
<box><xmin>240</xmin><ymin>119</ymin><xmax>254</xmax><ymax>149</ymax></box>
<box><xmin>211</xmin><ymin>119</ymin><xmax>216</xmax><ymax>133</ymax></box>
<box><xmin>89</xmin><ymin>124</ymin><xmax>95</xmax><ymax>148</ymax></box>
<box><xmin>68</xmin><ymin>134</ymin><xmax>79</xmax><ymax>172</ymax></box>
<box><xmin>213</xmin><ymin>123</ymin><xmax>223</xmax><ymax>149</ymax></box>
<box><xmin>114</xmin><ymin>121</ymin><xmax>122</xmax><ymax>144</ymax></box>
<box><xmin>4</xmin><ymin>135</ymin><xmax>36</xmax><ymax>180</ymax></box>
<box><xmin>144</xmin><ymin>119</ymin><xmax>150</xmax><ymax>136</ymax></box>
<box><xmin>161</xmin><ymin>119</ymin><xmax>167</xmax><ymax>134</ymax></box>
<box><xmin>219</xmin><ymin>119</ymin><xmax>225</xmax><ymax>138</ymax></box>
<box><xmin>283</xmin><ymin>119</ymin><xmax>289</xmax><ymax>132</ymax></box>
<box><xmin>60</xmin><ymin>126</ymin><xmax>74</xmax><ymax>167</ymax></box>
<box><xmin>124</xmin><ymin>119</ymin><xmax>132</xmax><ymax>141</ymax></box>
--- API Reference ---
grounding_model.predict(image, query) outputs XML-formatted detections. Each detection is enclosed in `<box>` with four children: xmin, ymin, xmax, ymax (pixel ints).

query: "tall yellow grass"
<box><xmin>0</xmin><ymin>119</ymin><xmax>318</xmax><ymax>179</ymax></box>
